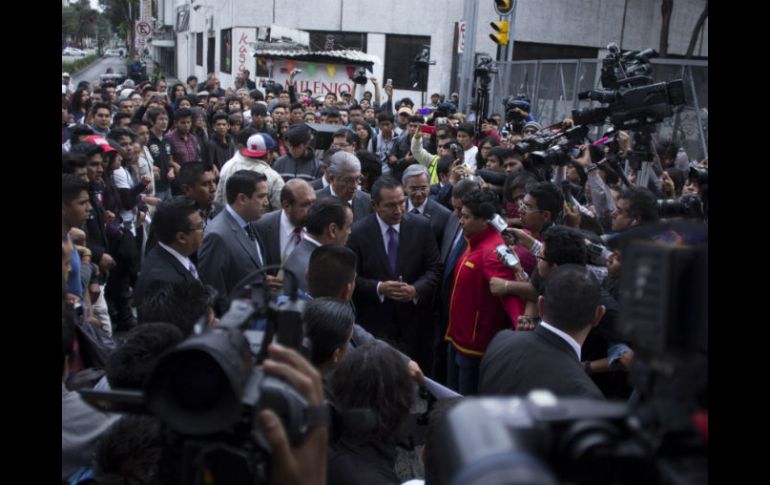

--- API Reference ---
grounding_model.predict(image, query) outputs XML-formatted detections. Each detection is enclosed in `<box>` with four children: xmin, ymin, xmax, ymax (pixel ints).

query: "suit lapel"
<box><xmin>368</xmin><ymin>216</ymin><xmax>394</xmax><ymax>278</ymax></box>
<box><xmin>226</xmin><ymin>211</ymin><xmax>262</xmax><ymax>267</ymax></box>
<box><xmin>158</xmin><ymin>246</ymin><xmax>194</xmax><ymax>280</ymax></box>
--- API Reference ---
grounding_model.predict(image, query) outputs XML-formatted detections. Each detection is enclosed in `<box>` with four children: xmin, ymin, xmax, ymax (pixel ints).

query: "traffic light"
<box><xmin>494</xmin><ymin>0</ymin><xmax>514</xmax><ymax>15</ymax></box>
<box><xmin>489</xmin><ymin>21</ymin><xmax>509</xmax><ymax>45</ymax></box>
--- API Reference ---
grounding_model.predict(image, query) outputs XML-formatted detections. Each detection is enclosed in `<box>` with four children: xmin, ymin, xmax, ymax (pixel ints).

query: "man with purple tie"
<box><xmin>346</xmin><ymin>176</ymin><xmax>442</xmax><ymax>373</ymax></box>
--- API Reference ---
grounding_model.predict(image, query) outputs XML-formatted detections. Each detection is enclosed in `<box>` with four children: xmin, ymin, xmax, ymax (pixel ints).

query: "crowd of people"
<box><xmin>61</xmin><ymin>65</ymin><xmax>708</xmax><ymax>484</ymax></box>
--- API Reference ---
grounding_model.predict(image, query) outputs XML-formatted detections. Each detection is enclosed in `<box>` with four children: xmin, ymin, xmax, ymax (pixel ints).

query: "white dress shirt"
<box><xmin>226</xmin><ymin>205</ymin><xmax>264</xmax><ymax>266</ymax></box>
<box><xmin>539</xmin><ymin>320</ymin><xmax>582</xmax><ymax>361</ymax></box>
<box><xmin>406</xmin><ymin>198</ymin><xmax>428</xmax><ymax>215</ymax></box>
<box><xmin>279</xmin><ymin>210</ymin><xmax>305</xmax><ymax>262</ymax></box>
<box><xmin>158</xmin><ymin>242</ymin><xmax>198</xmax><ymax>279</ymax></box>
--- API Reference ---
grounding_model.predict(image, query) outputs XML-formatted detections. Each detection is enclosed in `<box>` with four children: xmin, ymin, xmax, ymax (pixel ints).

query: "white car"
<box><xmin>63</xmin><ymin>47</ymin><xmax>87</xmax><ymax>57</ymax></box>
<box><xmin>104</xmin><ymin>48</ymin><xmax>125</xmax><ymax>57</ymax></box>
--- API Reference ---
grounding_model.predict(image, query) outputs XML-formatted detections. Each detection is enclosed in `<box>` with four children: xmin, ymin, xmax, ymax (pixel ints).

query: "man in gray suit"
<box><xmin>479</xmin><ymin>264</ymin><xmax>606</xmax><ymax>399</ymax></box>
<box><xmin>282</xmin><ymin>197</ymin><xmax>353</xmax><ymax>293</ymax></box>
<box><xmin>315</xmin><ymin>151</ymin><xmax>372</xmax><ymax>222</ymax></box>
<box><xmin>402</xmin><ymin>164</ymin><xmax>452</xmax><ymax>246</ymax></box>
<box><xmin>254</xmin><ymin>179</ymin><xmax>317</xmax><ymax>273</ymax></box>
<box><xmin>198</xmin><ymin>170</ymin><xmax>274</xmax><ymax>304</ymax></box>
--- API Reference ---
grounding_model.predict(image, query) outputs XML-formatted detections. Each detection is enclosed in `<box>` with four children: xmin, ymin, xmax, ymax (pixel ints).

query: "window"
<box><xmin>176</xmin><ymin>5</ymin><xmax>190</xmax><ymax>32</ymax></box>
<box><xmin>196</xmin><ymin>33</ymin><xmax>203</xmax><ymax>66</ymax></box>
<box><xmin>384</xmin><ymin>35</ymin><xmax>431</xmax><ymax>91</ymax></box>
<box><xmin>220</xmin><ymin>29</ymin><xmax>232</xmax><ymax>74</ymax></box>
<box><xmin>308</xmin><ymin>31</ymin><xmax>367</xmax><ymax>52</ymax></box>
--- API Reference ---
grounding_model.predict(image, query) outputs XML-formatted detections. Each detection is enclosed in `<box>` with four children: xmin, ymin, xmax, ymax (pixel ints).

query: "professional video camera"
<box><xmin>435</xmin><ymin>222</ymin><xmax>708</xmax><ymax>485</ymax></box>
<box><xmin>571</xmin><ymin>43</ymin><xmax>686</xmax><ymax>130</ymax></box>
<box><xmin>80</xmin><ymin>267</ymin><xmax>328</xmax><ymax>485</ymax></box>
<box><xmin>502</xmin><ymin>94</ymin><xmax>531</xmax><ymax>133</ymax></box>
<box><xmin>260</xmin><ymin>79</ymin><xmax>282</xmax><ymax>96</ymax></box>
<box><xmin>657</xmin><ymin>193</ymin><xmax>704</xmax><ymax>220</ymax></box>
<box><xmin>351</xmin><ymin>66</ymin><xmax>368</xmax><ymax>85</ymax></box>
<box><xmin>513</xmin><ymin>125</ymin><xmax>590</xmax><ymax>175</ymax></box>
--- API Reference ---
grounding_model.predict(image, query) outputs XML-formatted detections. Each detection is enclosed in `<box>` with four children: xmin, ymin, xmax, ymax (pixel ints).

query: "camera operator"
<box><xmin>609</xmin><ymin>186</ymin><xmax>659</xmax><ymax>235</ymax></box>
<box><xmin>480</xmin><ymin>264</ymin><xmax>606</xmax><ymax>399</ymax></box>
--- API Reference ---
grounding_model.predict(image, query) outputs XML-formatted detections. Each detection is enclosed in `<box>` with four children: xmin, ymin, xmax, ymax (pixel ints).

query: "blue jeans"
<box><xmin>446</xmin><ymin>344</ymin><xmax>481</xmax><ymax>396</ymax></box>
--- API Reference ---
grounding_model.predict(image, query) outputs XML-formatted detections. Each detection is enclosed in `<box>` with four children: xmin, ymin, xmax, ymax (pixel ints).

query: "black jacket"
<box><xmin>479</xmin><ymin>326</ymin><xmax>605</xmax><ymax>399</ymax></box>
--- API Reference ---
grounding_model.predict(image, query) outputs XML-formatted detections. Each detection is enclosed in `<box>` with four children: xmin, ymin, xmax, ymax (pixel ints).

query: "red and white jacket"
<box><xmin>445</xmin><ymin>226</ymin><xmax>525</xmax><ymax>357</ymax></box>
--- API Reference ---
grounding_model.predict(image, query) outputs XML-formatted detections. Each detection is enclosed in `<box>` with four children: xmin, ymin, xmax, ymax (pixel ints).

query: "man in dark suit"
<box><xmin>198</xmin><ymin>170</ymin><xmax>273</xmax><ymax>305</ymax></box>
<box><xmin>346</xmin><ymin>176</ymin><xmax>442</xmax><ymax>373</ymax></box>
<box><xmin>255</xmin><ymin>179</ymin><xmax>316</xmax><ymax>274</ymax></box>
<box><xmin>315</xmin><ymin>151</ymin><xmax>372</xmax><ymax>222</ymax></box>
<box><xmin>479</xmin><ymin>264</ymin><xmax>606</xmax><ymax>399</ymax></box>
<box><xmin>402</xmin><ymin>164</ymin><xmax>451</xmax><ymax>245</ymax></box>
<box><xmin>135</xmin><ymin>197</ymin><xmax>204</xmax><ymax>304</ymax></box>
<box><xmin>283</xmin><ymin>198</ymin><xmax>353</xmax><ymax>293</ymax></box>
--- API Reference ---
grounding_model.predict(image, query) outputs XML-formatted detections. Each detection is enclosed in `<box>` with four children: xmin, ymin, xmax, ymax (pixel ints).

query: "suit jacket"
<box><xmin>198</xmin><ymin>209</ymin><xmax>265</xmax><ymax>302</ymax></box>
<box><xmin>282</xmin><ymin>239</ymin><xmax>319</xmax><ymax>294</ymax></box>
<box><xmin>254</xmin><ymin>209</ymin><xmax>283</xmax><ymax>272</ymax></box>
<box><xmin>479</xmin><ymin>326</ymin><xmax>605</xmax><ymax>399</ymax></box>
<box><xmin>413</xmin><ymin>198</ymin><xmax>452</xmax><ymax>247</ymax></box>
<box><xmin>315</xmin><ymin>186</ymin><xmax>372</xmax><ymax>222</ymax></box>
<box><xmin>346</xmin><ymin>213</ymin><xmax>442</xmax><ymax>352</ymax></box>
<box><xmin>429</xmin><ymin>182</ymin><xmax>454</xmax><ymax>211</ymax></box>
<box><xmin>310</xmin><ymin>176</ymin><xmax>326</xmax><ymax>191</ymax></box>
<box><xmin>134</xmin><ymin>245</ymin><xmax>197</xmax><ymax>304</ymax></box>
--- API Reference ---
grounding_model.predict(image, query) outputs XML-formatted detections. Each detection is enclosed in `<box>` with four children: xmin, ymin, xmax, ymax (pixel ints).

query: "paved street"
<box><xmin>70</xmin><ymin>55</ymin><xmax>129</xmax><ymax>87</ymax></box>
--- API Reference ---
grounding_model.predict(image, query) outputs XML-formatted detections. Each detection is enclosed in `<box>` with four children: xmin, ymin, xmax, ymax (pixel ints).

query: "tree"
<box><xmin>62</xmin><ymin>0</ymin><xmax>102</xmax><ymax>48</ymax></box>
<box><xmin>99</xmin><ymin>0</ymin><xmax>141</xmax><ymax>53</ymax></box>
<box><xmin>686</xmin><ymin>1</ymin><xmax>708</xmax><ymax>58</ymax></box>
<box><xmin>659</xmin><ymin>0</ymin><xmax>674</xmax><ymax>58</ymax></box>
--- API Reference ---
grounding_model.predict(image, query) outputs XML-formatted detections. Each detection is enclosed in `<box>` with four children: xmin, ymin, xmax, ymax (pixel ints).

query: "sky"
<box><xmin>90</xmin><ymin>0</ymin><xmax>103</xmax><ymax>13</ymax></box>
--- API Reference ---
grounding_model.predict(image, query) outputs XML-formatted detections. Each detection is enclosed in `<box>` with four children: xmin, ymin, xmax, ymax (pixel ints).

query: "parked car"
<box><xmin>62</xmin><ymin>47</ymin><xmax>87</xmax><ymax>57</ymax></box>
<box><xmin>104</xmin><ymin>48</ymin><xmax>125</xmax><ymax>57</ymax></box>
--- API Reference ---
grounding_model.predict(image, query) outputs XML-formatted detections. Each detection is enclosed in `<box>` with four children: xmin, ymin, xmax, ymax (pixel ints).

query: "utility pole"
<box><xmin>457</xmin><ymin>0</ymin><xmax>480</xmax><ymax>115</ymax></box>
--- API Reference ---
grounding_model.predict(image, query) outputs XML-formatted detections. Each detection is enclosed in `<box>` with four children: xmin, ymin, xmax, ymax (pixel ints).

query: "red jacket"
<box><xmin>445</xmin><ymin>226</ymin><xmax>525</xmax><ymax>357</ymax></box>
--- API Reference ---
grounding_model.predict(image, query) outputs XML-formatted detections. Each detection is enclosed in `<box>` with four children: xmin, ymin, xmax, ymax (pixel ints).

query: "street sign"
<box><xmin>136</xmin><ymin>21</ymin><xmax>151</xmax><ymax>38</ymax></box>
<box><xmin>458</xmin><ymin>21</ymin><xmax>466</xmax><ymax>54</ymax></box>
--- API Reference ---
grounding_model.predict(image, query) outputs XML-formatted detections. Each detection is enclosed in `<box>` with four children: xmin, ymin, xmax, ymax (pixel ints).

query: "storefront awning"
<box><xmin>251</xmin><ymin>47</ymin><xmax>380</xmax><ymax>68</ymax></box>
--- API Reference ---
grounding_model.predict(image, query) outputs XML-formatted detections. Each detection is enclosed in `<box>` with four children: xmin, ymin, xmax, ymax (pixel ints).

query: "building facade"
<box><xmin>152</xmin><ymin>0</ymin><xmax>707</xmax><ymax>105</ymax></box>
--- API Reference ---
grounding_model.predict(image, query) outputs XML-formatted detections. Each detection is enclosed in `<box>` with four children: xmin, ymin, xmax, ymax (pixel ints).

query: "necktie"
<box><xmin>411</xmin><ymin>208</ymin><xmax>421</xmax><ymax>215</ymax></box>
<box><xmin>292</xmin><ymin>226</ymin><xmax>303</xmax><ymax>245</ymax></box>
<box><xmin>244</xmin><ymin>224</ymin><xmax>256</xmax><ymax>241</ymax></box>
<box><xmin>188</xmin><ymin>262</ymin><xmax>199</xmax><ymax>280</ymax></box>
<box><xmin>444</xmin><ymin>232</ymin><xmax>467</xmax><ymax>283</ymax></box>
<box><xmin>387</xmin><ymin>226</ymin><xmax>398</xmax><ymax>274</ymax></box>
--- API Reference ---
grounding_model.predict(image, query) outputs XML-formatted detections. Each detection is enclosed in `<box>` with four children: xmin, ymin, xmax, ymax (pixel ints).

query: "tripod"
<box><xmin>624</xmin><ymin>125</ymin><xmax>660</xmax><ymax>190</ymax></box>
<box><xmin>474</xmin><ymin>73</ymin><xmax>492</xmax><ymax>137</ymax></box>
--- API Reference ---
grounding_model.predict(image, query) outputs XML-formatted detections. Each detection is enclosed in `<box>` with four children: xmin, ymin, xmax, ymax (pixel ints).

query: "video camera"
<box><xmin>503</xmin><ymin>94</ymin><xmax>531</xmax><ymax>133</ymax></box>
<box><xmin>515</xmin><ymin>125</ymin><xmax>590</xmax><ymax>172</ymax></box>
<box><xmin>571</xmin><ymin>43</ymin><xmax>686</xmax><ymax>130</ymax></box>
<box><xmin>260</xmin><ymin>79</ymin><xmax>282</xmax><ymax>96</ymax></box>
<box><xmin>79</xmin><ymin>267</ymin><xmax>327</xmax><ymax>485</ymax></box>
<box><xmin>657</xmin><ymin>192</ymin><xmax>704</xmax><ymax>220</ymax></box>
<box><xmin>435</xmin><ymin>222</ymin><xmax>708</xmax><ymax>485</ymax></box>
<box><xmin>351</xmin><ymin>66</ymin><xmax>368</xmax><ymax>85</ymax></box>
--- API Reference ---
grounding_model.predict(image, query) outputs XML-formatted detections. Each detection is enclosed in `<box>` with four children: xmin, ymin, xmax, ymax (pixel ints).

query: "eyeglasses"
<box><xmin>518</xmin><ymin>200</ymin><xmax>542</xmax><ymax>213</ymax></box>
<box><xmin>338</xmin><ymin>175</ymin><xmax>363</xmax><ymax>185</ymax></box>
<box><xmin>407</xmin><ymin>185</ymin><xmax>429</xmax><ymax>192</ymax></box>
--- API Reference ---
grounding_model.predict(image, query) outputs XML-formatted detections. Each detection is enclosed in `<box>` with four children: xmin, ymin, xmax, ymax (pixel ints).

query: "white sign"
<box><xmin>260</xmin><ymin>59</ymin><xmax>359</xmax><ymax>97</ymax></box>
<box><xmin>136</xmin><ymin>21</ymin><xmax>151</xmax><ymax>38</ymax></box>
<box><xmin>458</xmin><ymin>21</ymin><xmax>466</xmax><ymax>54</ymax></box>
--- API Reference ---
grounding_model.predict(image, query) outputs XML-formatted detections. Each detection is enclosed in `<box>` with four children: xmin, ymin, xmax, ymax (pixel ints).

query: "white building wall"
<box><xmin>175</xmin><ymin>0</ymin><xmax>706</xmax><ymax>98</ymax></box>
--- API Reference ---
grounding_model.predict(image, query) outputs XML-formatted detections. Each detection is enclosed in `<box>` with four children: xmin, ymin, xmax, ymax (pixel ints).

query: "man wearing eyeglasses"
<box><xmin>316</xmin><ymin>151</ymin><xmax>373</xmax><ymax>222</ymax></box>
<box><xmin>135</xmin><ymin>197</ymin><xmax>204</xmax><ymax>304</ymax></box>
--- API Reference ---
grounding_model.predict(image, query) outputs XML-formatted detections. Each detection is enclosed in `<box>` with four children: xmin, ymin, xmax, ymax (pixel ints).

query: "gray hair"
<box><xmin>401</xmin><ymin>164</ymin><xmax>430</xmax><ymax>185</ymax></box>
<box><xmin>328</xmin><ymin>151</ymin><xmax>361</xmax><ymax>178</ymax></box>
